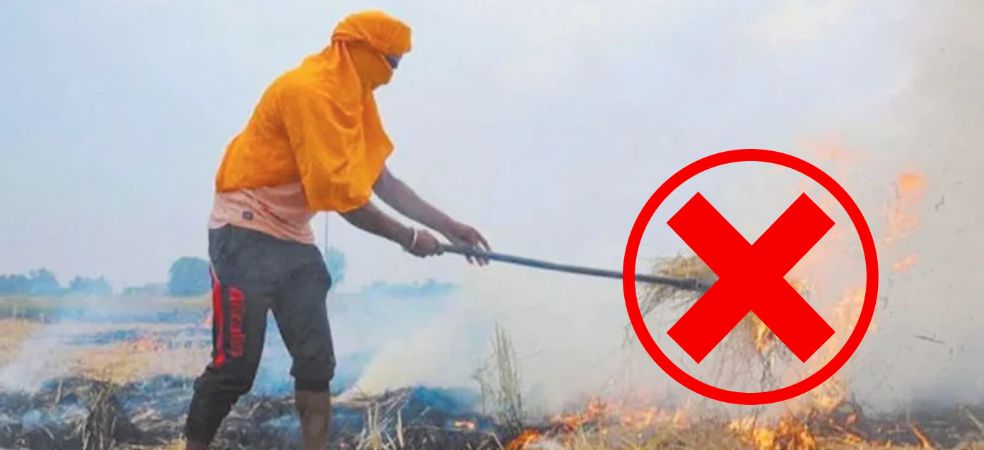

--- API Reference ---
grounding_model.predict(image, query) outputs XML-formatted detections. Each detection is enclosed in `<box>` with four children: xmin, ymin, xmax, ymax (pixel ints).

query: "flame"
<box><xmin>618</xmin><ymin>407</ymin><xmax>658</xmax><ymax>429</ymax></box>
<box><xmin>452</xmin><ymin>420</ymin><xmax>476</xmax><ymax>431</ymax></box>
<box><xmin>533</xmin><ymin>160</ymin><xmax>933</xmax><ymax>449</ymax></box>
<box><xmin>720</xmin><ymin>168</ymin><xmax>926</xmax><ymax>449</ymax></box>
<box><xmin>747</xmin><ymin>278</ymin><xmax>813</xmax><ymax>355</ymax></box>
<box><xmin>547</xmin><ymin>397</ymin><xmax>680</xmax><ymax>433</ymax></box>
<box><xmin>808</xmin><ymin>377</ymin><xmax>849</xmax><ymax>413</ymax></box>
<box><xmin>831</xmin><ymin>288</ymin><xmax>865</xmax><ymax>334</ymax></box>
<box><xmin>752</xmin><ymin>315</ymin><xmax>777</xmax><ymax>354</ymax></box>
<box><xmin>729</xmin><ymin>416</ymin><xmax>818</xmax><ymax>450</ymax></box>
<box><xmin>897</xmin><ymin>172</ymin><xmax>926</xmax><ymax>201</ymax></box>
<box><xmin>505</xmin><ymin>429</ymin><xmax>542</xmax><ymax>450</ymax></box>
<box><xmin>551</xmin><ymin>397</ymin><xmax>608</xmax><ymax>430</ymax></box>
<box><xmin>670</xmin><ymin>408</ymin><xmax>691</xmax><ymax>429</ymax></box>
<box><xmin>885</xmin><ymin>172</ymin><xmax>926</xmax><ymax>244</ymax></box>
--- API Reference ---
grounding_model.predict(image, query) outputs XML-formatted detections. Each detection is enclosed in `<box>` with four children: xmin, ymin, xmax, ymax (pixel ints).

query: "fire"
<box><xmin>617</xmin><ymin>407</ymin><xmax>658</xmax><ymax>429</ymax></box>
<box><xmin>729</xmin><ymin>416</ymin><xmax>818</xmax><ymax>450</ymax></box>
<box><xmin>825</xmin><ymin>287</ymin><xmax>867</xmax><ymax>345</ymax></box>
<box><xmin>546</xmin><ymin>397</ymin><xmax>677</xmax><ymax>433</ymax></box>
<box><xmin>550</xmin><ymin>397</ymin><xmax>608</xmax><ymax>430</ymax></box>
<box><xmin>515</xmin><ymin>159</ymin><xmax>935</xmax><ymax>449</ymax></box>
<box><xmin>808</xmin><ymin>378</ymin><xmax>849</xmax><ymax>414</ymax></box>
<box><xmin>885</xmin><ymin>171</ymin><xmax>926</xmax><ymax>244</ymax></box>
<box><xmin>752</xmin><ymin>315</ymin><xmax>777</xmax><ymax>354</ymax></box>
<box><xmin>718</xmin><ymin>167</ymin><xmax>929</xmax><ymax>450</ymax></box>
<box><xmin>749</xmin><ymin>278</ymin><xmax>809</xmax><ymax>354</ymax></box>
<box><xmin>717</xmin><ymin>164</ymin><xmax>928</xmax><ymax>449</ymax></box>
<box><xmin>505</xmin><ymin>429</ymin><xmax>542</xmax><ymax>450</ymax></box>
<box><xmin>452</xmin><ymin>420</ymin><xmax>476</xmax><ymax>431</ymax></box>
<box><xmin>670</xmin><ymin>408</ymin><xmax>691</xmax><ymax>429</ymax></box>
<box><xmin>897</xmin><ymin>172</ymin><xmax>926</xmax><ymax>200</ymax></box>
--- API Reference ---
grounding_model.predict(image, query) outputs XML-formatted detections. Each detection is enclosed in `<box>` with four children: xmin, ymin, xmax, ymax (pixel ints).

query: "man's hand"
<box><xmin>405</xmin><ymin>228</ymin><xmax>442</xmax><ymax>257</ymax></box>
<box><xmin>440</xmin><ymin>221</ymin><xmax>491</xmax><ymax>265</ymax></box>
<box><xmin>374</xmin><ymin>166</ymin><xmax>491</xmax><ymax>265</ymax></box>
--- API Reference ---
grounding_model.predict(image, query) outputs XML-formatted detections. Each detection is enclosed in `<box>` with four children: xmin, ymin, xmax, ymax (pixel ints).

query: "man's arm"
<box><xmin>339</xmin><ymin>201</ymin><xmax>441</xmax><ymax>257</ymax></box>
<box><xmin>374</xmin><ymin>166</ymin><xmax>490</xmax><ymax>263</ymax></box>
<box><xmin>374</xmin><ymin>167</ymin><xmax>454</xmax><ymax>230</ymax></box>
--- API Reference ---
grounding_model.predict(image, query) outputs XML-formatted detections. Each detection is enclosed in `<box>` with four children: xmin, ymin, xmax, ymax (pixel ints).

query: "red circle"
<box><xmin>622</xmin><ymin>149</ymin><xmax>878</xmax><ymax>405</ymax></box>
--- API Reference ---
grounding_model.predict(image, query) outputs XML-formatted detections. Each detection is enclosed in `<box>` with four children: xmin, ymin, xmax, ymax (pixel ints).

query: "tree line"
<box><xmin>0</xmin><ymin>247</ymin><xmax>349</xmax><ymax>298</ymax></box>
<box><xmin>0</xmin><ymin>268</ymin><xmax>112</xmax><ymax>297</ymax></box>
<box><xmin>0</xmin><ymin>257</ymin><xmax>211</xmax><ymax>298</ymax></box>
<box><xmin>0</xmin><ymin>247</ymin><xmax>458</xmax><ymax>298</ymax></box>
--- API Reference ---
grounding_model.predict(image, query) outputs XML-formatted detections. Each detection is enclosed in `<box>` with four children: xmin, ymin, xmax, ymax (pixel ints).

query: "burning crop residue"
<box><xmin>726</xmin><ymin>400</ymin><xmax>984</xmax><ymax>450</ymax></box>
<box><xmin>496</xmin><ymin>156</ymin><xmax>982</xmax><ymax>450</ymax></box>
<box><xmin>728</xmin><ymin>415</ymin><xmax>818</xmax><ymax>450</ymax></box>
<box><xmin>506</xmin><ymin>429</ymin><xmax>543</xmax><ymax>450</ymax></box>
<box><xmin>497</xmin><ymin>392</ymin><xmax>984</xmax><ymax>450</ymax></box>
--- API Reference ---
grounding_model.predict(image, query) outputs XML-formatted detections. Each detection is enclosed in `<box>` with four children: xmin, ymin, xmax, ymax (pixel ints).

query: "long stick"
<box><xmin>440</xmin><ymin>244</ymin><xmax>706</xmax><ymax>292</ymax></box>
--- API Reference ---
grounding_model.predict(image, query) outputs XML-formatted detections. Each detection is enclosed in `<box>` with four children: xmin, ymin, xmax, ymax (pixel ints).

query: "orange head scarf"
<box><xmin>215</xmin><ymin>10</ymin><xmax>413</xmax><ymax>212</ymax></box>
<box><xmin>331</xmin><ymin>10</ymin><xmax>412</xmax><ymax>90</ymax></box>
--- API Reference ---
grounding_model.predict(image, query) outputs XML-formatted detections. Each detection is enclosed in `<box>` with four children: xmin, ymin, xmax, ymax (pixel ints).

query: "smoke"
<box><xmin>348</xmin><ymin>0</ymin><xmax>984</xmax><ymax>416</ymax></box>
<box><xmin>0</xmin><ymin>324</ymin><xmax>76</xmax><ymax>391</ymax></box>
<box><xmin>349</xmin><ymin>266</ymin><xmax>645</xmax><ymax>413</ymax></box>
<box><xmin>831</xmin><ymin>0</ymin><xmax>984</xmax><ymax>409</ymax></box>
<box><xmin>1</xmin><ymin>0</ymin><xmax>980</xmax><ymax>422</ymax></box>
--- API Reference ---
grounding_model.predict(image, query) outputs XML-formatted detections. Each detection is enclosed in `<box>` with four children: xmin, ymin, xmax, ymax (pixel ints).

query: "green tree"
<box><xmin>27</xmin><ymin>268</ymin><xmax>61</xmax><ymax>296</ymax></box>
<box><xmin>65</xmin><ymin>276</ymin><xmax>113</xmax><ymax>297</ymax></box>
<box><xmin>0</xmin><ymin>274</ymin><xmax>29</xmax><ymax>295</ymax></box>
<box><xmin>0</xmin><ymin>268</ymin><xmax>62</xmax><ymax>296</ymax></box>
<box><xmin>167</xmin><ymin>257</ymin><xmax>210</xmax><ymax>296</ymax></box>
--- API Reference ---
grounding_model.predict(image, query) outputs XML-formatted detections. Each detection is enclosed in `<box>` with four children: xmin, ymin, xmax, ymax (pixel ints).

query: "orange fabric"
<box><xmin>348</xmin><ymin>43</ymin><xmax>396</xmax><ymax>88</ymax></box>
<box><xmin>214</xmin><ymin>10</ymin><xmax>412</xmax><ymax>212</ymax></box>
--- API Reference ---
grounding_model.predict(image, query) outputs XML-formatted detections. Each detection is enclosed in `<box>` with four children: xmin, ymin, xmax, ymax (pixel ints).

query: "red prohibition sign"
<box><xmin>622</xmin><ymin>149</ymin><xmax>879</xmax><ymax>405</ymax></box>
<box><xmin>667</xmin><ymin>192</ymin><xmax>836</xmax><ymax>364</ymax></box>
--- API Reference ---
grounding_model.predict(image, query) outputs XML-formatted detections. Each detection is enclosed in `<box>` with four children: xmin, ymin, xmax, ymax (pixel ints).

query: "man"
<box><xmin>184</xmin><ymin>10</ymin><xmax>490</xmax><ymax>450</ymax></box>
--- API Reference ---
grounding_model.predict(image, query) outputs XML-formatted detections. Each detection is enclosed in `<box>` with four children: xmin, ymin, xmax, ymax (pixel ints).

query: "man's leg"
<box><xmin>184</xmin><ymin>276</ymin><xmax>271</xmax><ymax>448</ymax></box>
<box><xmin>273</xmin><ymin>251</ymin><xmax>334</xmax><ymax>450</ymax></box>
<box><xmin>295</xmin><ymin>389</ymin><xmax>332</xmax><ymax>448</ymax></box>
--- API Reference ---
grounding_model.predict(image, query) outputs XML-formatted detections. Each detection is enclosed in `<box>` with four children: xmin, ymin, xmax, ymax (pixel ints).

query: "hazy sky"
<box><xmin>0</xmin><ymin>1</ymin><xmax>914</xmax><ymax>289</ymax></box>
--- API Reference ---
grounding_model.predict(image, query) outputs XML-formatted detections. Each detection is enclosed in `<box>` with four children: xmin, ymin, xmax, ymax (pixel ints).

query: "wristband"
<box><xmin>405</xmin><ymin>227</ymin><xmax>419</xmax><ymax>252</ymax></box>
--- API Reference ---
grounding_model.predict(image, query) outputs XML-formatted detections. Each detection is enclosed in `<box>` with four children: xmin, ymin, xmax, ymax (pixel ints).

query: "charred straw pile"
<box><xmin>0</xmin><ymin>375</ymin><xmax>518</xmax><ymax>450</ymax></box>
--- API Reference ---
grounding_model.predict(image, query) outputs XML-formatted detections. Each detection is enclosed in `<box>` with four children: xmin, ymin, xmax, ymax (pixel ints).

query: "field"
<box><xmin>1</xmin><ymin>296</ymin><xmax>983</xmax><ymax>450</ymax></box>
